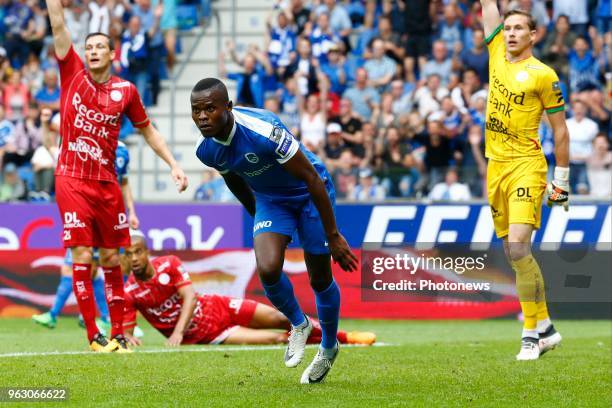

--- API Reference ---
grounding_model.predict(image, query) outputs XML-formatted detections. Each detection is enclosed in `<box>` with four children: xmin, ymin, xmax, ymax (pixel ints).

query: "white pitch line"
<box><xmin>0</xmin><ymin>343</ymin><xmax>394</xmax><ymax>359</ymax></box>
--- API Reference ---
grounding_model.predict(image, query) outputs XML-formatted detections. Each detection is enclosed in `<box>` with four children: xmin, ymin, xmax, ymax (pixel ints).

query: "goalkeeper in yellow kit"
<box><xmin>480</xmin><ymin>1</ymin><xmax>570</xmax><ymax>360</ymax></box>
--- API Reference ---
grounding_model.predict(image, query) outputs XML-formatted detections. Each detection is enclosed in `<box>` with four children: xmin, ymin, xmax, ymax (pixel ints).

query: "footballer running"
<box><xmin>191</xmin><ymin>78</ymin><xmax>358</xmax><ymax>383</ymax></box>
<box><xmin>480</xmin><ymin>1</ymin><xmax>569</xmax><ymax>360</ymax></box>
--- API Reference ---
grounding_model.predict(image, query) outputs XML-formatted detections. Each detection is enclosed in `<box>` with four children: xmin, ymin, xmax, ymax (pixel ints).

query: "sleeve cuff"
<box><xmin>132</xmin><ymin>118</ymin><xmax>150</xmax><ymax>129</ymax></box>
<box><xmin>276</xmin><ymin>140</ymin><xmax>299</xmax><ymax>164</ymax></box>
<box><xmin>546</xmin><ymin>105</ymin><xmax>565</xmax><ymax>114</ymax></box>
<box><xmin>485</xmin><ymin>24</ymin><xmax>503</xmax><ymax>45</ymax></box>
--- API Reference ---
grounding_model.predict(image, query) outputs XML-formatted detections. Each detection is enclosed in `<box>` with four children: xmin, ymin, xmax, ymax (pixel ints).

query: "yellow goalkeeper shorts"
<box><xmin>487</xmin><ymin>156</ymin><xmax>548</xmax><ymax>238</ymax></box>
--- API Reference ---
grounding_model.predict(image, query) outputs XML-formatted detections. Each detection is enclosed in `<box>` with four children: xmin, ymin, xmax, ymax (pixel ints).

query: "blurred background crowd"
<box><xmin>0</xmin><ymin>0</ymin><xmax>610</xmax><ymax>203</ymax></box>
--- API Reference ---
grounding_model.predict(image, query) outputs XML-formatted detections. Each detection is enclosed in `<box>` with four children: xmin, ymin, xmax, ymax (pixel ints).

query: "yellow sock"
<box><xmin>511</xmin><ymin>255</ymin><xmax>545</xmax><ymax>331</ymax></box>
<box><xmin>537</xmin><ymin>301</ymin><xmax>549</xmax><ymax>321</ymax></box>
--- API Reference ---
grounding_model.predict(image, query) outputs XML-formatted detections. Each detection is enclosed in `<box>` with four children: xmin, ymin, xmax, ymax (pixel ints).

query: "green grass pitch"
<box><xmin>1</xmin><ymin>318</ymin><xmax>610</xmax><ymax>407</ymax></box>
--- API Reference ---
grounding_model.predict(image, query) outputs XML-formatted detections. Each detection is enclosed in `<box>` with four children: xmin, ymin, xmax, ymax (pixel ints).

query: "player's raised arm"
<box><xmin>45</xmin><ymin>0</ymin><xmax>72</xmax><ymax>59</ymax></box>
<box><xmin>282</xmin><ymin>150</ymin><xmax>357</xmax><ymax>272</ymax></box>
<box><xmin>139</xmin><ymin>123</ymin><xmax>189</xmax><ymax>192</ymax></box>
<box><xmin>480</xmin><ymin>0</ymin><xmax>502</xmax><ymax>39</ymax></box>
<box><xmin>221</xmin><ymin>172</ymin><xmax>256</xmax><ymax>217</ymax></box>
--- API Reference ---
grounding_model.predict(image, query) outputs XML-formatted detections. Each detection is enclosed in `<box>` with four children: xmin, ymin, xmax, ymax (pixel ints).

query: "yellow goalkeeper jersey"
<box><xmin>485</xmin><ymin>24</ymin><xmax>565</xmax><ymax>161</ymax></box>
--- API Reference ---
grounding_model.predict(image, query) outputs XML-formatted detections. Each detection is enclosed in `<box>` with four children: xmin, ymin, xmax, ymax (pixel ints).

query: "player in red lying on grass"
<box><xmin>122</xmin><ymin>230</ymin><xmax>375</xmax><ymax>347</ymax></box>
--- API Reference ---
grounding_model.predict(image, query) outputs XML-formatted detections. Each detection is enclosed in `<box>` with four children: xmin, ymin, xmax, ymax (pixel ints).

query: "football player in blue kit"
<box><xmin>192</xmin><ymin>78</ymin><xmax>357</xmax><ymax>384</ymax></box>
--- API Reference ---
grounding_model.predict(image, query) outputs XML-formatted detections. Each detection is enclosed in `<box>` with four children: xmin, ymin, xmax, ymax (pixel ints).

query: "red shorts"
<box><xmin>55</xmin><ymin>175</ymin><xmax>130</xmax><ymax>248</ymax></box>
<box><xmin>182</xmin><ymin>295</ymin><xmax>258</xmax><ymax>345</ymax></box>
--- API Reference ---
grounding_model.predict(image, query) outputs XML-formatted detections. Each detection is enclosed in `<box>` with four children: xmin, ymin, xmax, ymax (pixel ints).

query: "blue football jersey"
<box><xmin>195</xmin><ymin>107</ymin><xmax>328</xmax><ymax>200</ymax></box>
<box><xmin>115</xmin><ymin>141</ymin><xmax>130</xmax><ymax>184</ymax></box>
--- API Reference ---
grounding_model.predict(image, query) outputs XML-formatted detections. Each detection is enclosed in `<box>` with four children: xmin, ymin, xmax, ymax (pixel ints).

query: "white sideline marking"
<box><xmin>0</xmin><ymin>343</ymin><xmax>393</xmax><ymax>359</ymax></box>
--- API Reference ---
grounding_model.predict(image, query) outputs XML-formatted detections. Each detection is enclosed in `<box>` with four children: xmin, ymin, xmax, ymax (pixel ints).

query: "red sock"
<box><xmin>336</xmin><ymin>330</ymin><xmax>348</xmax><ymax>344</ymax></box>
<box><xmin>103</xmin><ymin>265</ymin><xmax>124</xmax><ymax>338</ymax></box>
<box><xmin>72</xmin><ymin>263</ymin><xmax>98</xmax><ymax>342</ymax></box>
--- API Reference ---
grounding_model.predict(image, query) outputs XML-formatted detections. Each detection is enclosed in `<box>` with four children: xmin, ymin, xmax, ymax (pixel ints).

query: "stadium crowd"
<box><xmin>0</xmin><ymin>0</ymin><xmax>610</xmax><ymax>203</ymax></box>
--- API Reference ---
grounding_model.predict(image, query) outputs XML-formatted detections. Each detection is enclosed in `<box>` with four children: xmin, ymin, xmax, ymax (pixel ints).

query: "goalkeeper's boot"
<box><xmin>539</xmin><ymin>325</ymin><xmax>562</xmax><ymax>355</ymax></box>
<box><xmin>32</xmin><ymin>312</ymin><xmax>57</xmax><ymax>329</ymax></box>
<box><xmin>285</xmin><ymin>315</ymin><xmax>313</xmax><ymax>368</ymax></box>
<box><xmin>346</xmin><ymin>331</ymin><xmax>376</xmax><ymax>345</ymax></box>
<box><xmin>300</xmin><ymin>343</ymin><xmax>339</xmax><ymax>384</ymax></box>
<box><xmin>516</xmin><ymin>337</ymin><xmax>540</xmax><ymax>360</ymax></box>
<box><xmin>96</xmin><ymin>317</ymin><xmax>111</xmax><ymax>337</ymax></box>
<box><xmin>90</xmin><ymin>333</ymin><xmax>118</xmax><ymax>352</ymax></box>
<box><xmin>111</xmin><ymin>334</ymin><xmax>133</xmax><ymax>354</ymax></box>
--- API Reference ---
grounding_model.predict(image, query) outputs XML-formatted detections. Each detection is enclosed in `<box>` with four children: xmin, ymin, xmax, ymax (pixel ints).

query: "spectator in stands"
<box><xmin>567</xmin><ymin>100</ymin><xmax>600</xmax><ymax>194</ymax></box>
<box><xmin>2</xmin><ymin>0</ymin><xmax>33</xmax><ymax>68</ymax></box>
<box><xmin>389</xmin><ymin>79</ymin><xmax>413</xmax><ymax>116</ymax></box>
<box><xmin>332</xmin><ymin>148</ymin><xmax>358</xmax><ymax>199</ymax></box>
<box><xmin>266</xmin><ymin>8</ymin><xmax>297</xmax><ymax>74</ymax></box>
<box><xmin>121</xmin><ymin>14</ymin><xmax>156</xmax><ymax>101</ymax></box>
<box><xmin>459</xmin><ymin>29</ymin><xmax>488</xmax><ymax>84</ymax></box>
<box><xmin>0</xmin><ymin>162</ymin><xmax>26</xmax><ymax>202</ymax></box>
<box><xmin>542</xmin><ymin>15</ymin><xmax>577</xmax><ymax>80</ymax></box>
<box><xmin>568</xmin><ymin>36</ymin><xmax>602</xmax><ymax>94</ymax></box>
<box><xmin>278</xmin><ymin>76</ymin><xmax>300</xmax><ymax>134</ymax></box>
<box><xmin>286</xmin><ymin>0</ymin><xmax>311</xmax><ymax>36</ymax></box>
<box><xmin>24</xmin><ymin>0</ymin><xmax>46</xmax><ymax>59</ymax></box>
<box><xmin>421</xmin><ymin>40</ymin><xmax>453</xmax><ymax>87</ymax></box>
<box><xmin>284</xmin><ymin>37</ymin><xmax>320</xmax><ymax>96</ymax></box>
<box><xmin>553</xmin><ymin>0</ymin><xmax>590</xmax><ymax>36</ymax></box>
<box><xmin>308</xmin><ymin>12</ymin><xmax>341</xmax><ymax>64</ymax></box>
<box><xmin>508</xmin><ymin>0</ymin><xmax>548</xmax><ymax>44</ymax></box>
<box><xmin>22</xmin><ymin>54</ymin><xmax>43</xmax><ymax>94</ymax></box>
<box><xmin>194</xmin><ymin>169</ymin><xmax>235</xmax><ymax>202</ymax></box>
<box><xmin>575</xmin><ymin>89</ymin><xmax>610</xmax><ymax>136</ymax></box>
<box><xmin>125</xmin><ymin>0</ymin><xmax>165</xmax><ymax>105</ymax></box>
<box><xmin>415</xmin><ymin>120</ymin><xmax>461</xmax><ymax>192</ymax></box>
<box><xmin>376</xmin><ymin>126</ymin><xmax>418</xmax><ymax>198</ymax></box>
<box><xmin>315</xmin><ymin>0</ymin><xmax>352</xmax><ymax>43</ymax></box>
<box><xmin>450</xmin><ymin>68</ymin><xmax>487</xmax><ymax>116</ymax></box>
<box><xmin>413</xmin><ymin>73</ymin><xmax>449</xmax><ymax>119</ymax></box>
<box><xmin>0</xmin><ymin>104</ymin><xmax>15</xmax><ymax>167</ymax></box>
<box><xmin>342</xmin><ymin>68</ymin><xmax>380</xmax><ymax>121</ymax></box>
<box><xmin>372</xmin><ymin>92</ymin><xmax>396</xmax><ymax>130</ymax></box>
<box><xmin>363</xmin><ymin>38</ymin><xmax>397</xmax><ymax>92</ymax></box>
<box><xmin>350</xmin><ymin>167</ymin><xmax>386</xmax><ymax>201</ymax></box>
<box><xmin>428</xmin><ymin>167</ymin><xmax>471</xmax><ymax>201</ymax></box>
<box><xmin>3</xmin><ymin>70</ymin><xmax>30</xmax><ymax>121</ymax></box>
<box><xmin>321</xmin><ymin>122</ymin><xmax>344</xmax><ymax>171</ymax></box>
<box><xmin>31</xmin><ymin>108</ymin><xmax>57</xmax><ymax>195</ymax></box>
<box><xmin>586</xmin><ymin>134</ymin><xmax>612</xmax><ymax>198</ymax></box>
<box><xmin>375</xmin><ymin>16</ymin><xmax>404</xmax><ymax>64</ymax></box>
<box><xmin>4</xmin><ymin>100</ymin><xmax>41</xmax><ymax>167</ymax></box>
<box><xmin>320</xmin><ymin>43</ymin><xmax>347</xmax><ymax>96</ymax></box>
<box><xmin>0</xmin><ymin>46</ymin><xmax>13</xmax><ymax>82</ymax></box>
<box><xmin>334</xmin><ymin>98</ymin><xmax>364</xmax><ymax>159</ymax></box>
<box><xmin>220</xmin><ymin>40</ymin><xmax>273</xmax><ymax>109</ymax></box>
<box><xmin>152</xmin><ymin>0</ymin><xmax>178</xmax><ymax>72</ymax></box>
<box><xmin>403</xmin><ymin>0</ymin><xmax>433</xmax><ymax>83</ymax></box>
<box><xmin>431</xmin><ymin>96</ymin><xmax>468</xmax><ymax>138</ymax></box>
<box><xmin>88</xmin><ymin>0</ymin><xmax>112</xmax><ymax>35</ymax></box>
<box><xmin>34</xmin><ymin>68</ymin><xmax>60</xmax><ymax>112</ymax></box>
<box><xmin>299</xmin><ymin>93</ymin><xmax>327</xmax><ymax>153</ymax></box>
<box><xmin>62</xmin><ymin>0</ymin><xmax>89</xmax><ymax>50</ymax></box>
<box><xmin>436</xmin><ymin>4</ymin><xmax>463</xmax><ymax>52</ymax></box>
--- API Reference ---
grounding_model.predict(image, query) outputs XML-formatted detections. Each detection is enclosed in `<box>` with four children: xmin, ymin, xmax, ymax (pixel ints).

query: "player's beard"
<box><xmin>132</xmin><ymin>263</ymin><xmax>149</xmax><ymax>280</ymax></box>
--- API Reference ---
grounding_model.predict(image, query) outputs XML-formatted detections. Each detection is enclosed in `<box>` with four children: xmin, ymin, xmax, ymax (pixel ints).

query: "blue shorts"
<box><xmin>253</xmin><ymin>173</ymin><xmax>335</xmax><ymax>255</ymax></box>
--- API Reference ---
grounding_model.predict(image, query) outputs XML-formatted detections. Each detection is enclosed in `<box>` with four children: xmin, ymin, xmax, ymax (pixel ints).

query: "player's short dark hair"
<box><xmin>503</xmin><ymin>9</ymin><xmax>537</xmax><ymax>31</ymax></box>
<box><xmin>192</xmin><ymin>78</ymin><xmax>229</xmax><ymax>102</ymax></box>
<box><xmin>85</xmin><ymin>32</ymin><xmax>114</xmax><ymax>51</ymax></box>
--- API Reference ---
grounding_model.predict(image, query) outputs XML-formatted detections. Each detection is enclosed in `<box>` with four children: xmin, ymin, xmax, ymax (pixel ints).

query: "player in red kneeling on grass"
<box><xmin>122</xmin><ymin>230</ymin><xmax>376</xmax><ymax>347</ymax></box>
<box><xmin>45</xmin><ymin>0</ymin><xmax>188</xmax><ymax>352</ymax></box>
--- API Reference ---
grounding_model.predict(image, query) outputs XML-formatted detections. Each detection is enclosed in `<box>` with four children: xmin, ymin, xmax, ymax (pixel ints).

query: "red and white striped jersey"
<box><xmin>55</xmin><ymin>46</ymin><xmax>150</xmax><ymax>181</ymax></box>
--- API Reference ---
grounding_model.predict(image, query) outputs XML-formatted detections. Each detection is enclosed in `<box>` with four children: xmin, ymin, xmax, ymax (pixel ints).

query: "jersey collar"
<box><xmin>212</xmin><ymin>119</ymin><xmax>237</xmax><ymax>146</ymax></box>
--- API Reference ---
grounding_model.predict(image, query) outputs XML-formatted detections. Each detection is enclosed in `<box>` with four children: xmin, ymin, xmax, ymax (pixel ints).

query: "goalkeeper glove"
<box><xmin>547</xmin><ymin>166</ymin><xmax>570</xmax><ymax>211</ymax></box>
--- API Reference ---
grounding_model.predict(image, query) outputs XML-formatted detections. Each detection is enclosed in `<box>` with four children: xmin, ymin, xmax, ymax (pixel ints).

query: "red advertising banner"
<box><xmin>0</xmin><ymin>249</ymin><xmax>520</xmax><ymax>320</ymax></box>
